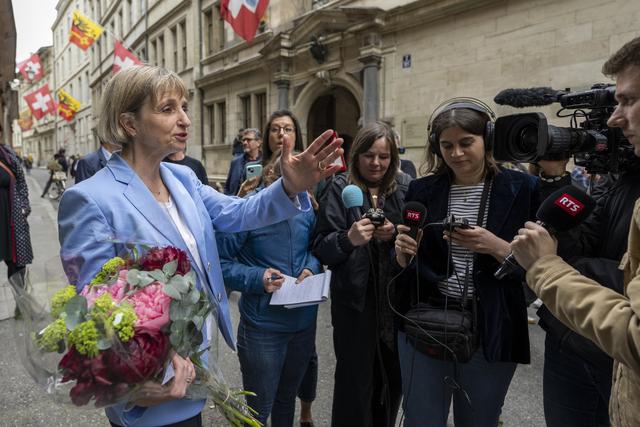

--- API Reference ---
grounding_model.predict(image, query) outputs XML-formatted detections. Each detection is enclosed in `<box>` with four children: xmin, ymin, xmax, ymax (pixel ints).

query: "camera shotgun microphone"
<box><xmin>494</xmin><ymin>185</ymin><xmax>596</xmax><ymax>279</ymax></box>
<box><xmin>494</xmin><ymin>87</ymin><xmax>567</xmax><ymax>108</ymax></box>
<box><xmin>402</xmin><ymin>201</ymin><xmax>427</xmax><ymax>240</ymax></box>
<box><xmin>341</xmin><ymin>184</ymin><xmax>364</xmax><ymax>223</ymax></box>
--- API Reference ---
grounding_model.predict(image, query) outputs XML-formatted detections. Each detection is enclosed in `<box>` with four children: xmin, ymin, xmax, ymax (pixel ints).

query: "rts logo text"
<box><xmin>554</xmin><ymin>194</ymin><xmax>584</xmax><ymax>216</ymax></box>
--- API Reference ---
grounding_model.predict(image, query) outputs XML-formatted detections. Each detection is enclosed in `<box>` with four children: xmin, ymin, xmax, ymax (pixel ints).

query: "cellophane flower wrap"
<box><xmin>8</xmin><ymin>246</ymin><xmax>260</xmax><ymax>426</ymax></box>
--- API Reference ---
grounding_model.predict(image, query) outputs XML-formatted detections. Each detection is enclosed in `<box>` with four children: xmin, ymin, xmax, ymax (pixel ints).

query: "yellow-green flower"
<box><xmin>108</xmin><ymin>304</ymin><xmax>137</xmax><ymax>342</ymax></box>
<box><xmin>37</xmin><ymin>318</ymin><xmax>68</xmax><ymax>352</ymax></box>
<box><xmin>50</xmin><ymin>286</ymin><xmax>77</xmax><ymax>318</ymax></box>
<box><xmin>91</xmin><ymin>257</ymin><xmax>126</xmax><ymax>285</ymax></box>
<box><xmin>92</xmin><ymin>293</ymin><xmax>115</xmax><ymax>318</ymax></box>
<box><xmin>68</xmin><ymin>320</ymin><xmax>99</xmax><ymax>357</ymax></box>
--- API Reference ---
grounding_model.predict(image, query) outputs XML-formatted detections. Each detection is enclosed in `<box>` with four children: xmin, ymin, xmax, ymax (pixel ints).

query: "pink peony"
<box><xmin>126</xmin><ymin>282</ymin><xmax>171</xmax><ymax>332</ymax></box>
<box><xmin>80</xmin><ymin>276</ymin><xmax>128</xmax><ymax>307</ymax></box>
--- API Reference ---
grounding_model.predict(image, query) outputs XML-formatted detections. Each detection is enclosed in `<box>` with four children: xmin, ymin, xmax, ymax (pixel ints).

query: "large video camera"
<box><xmin>492</xmin><ymin>84</ymin><xmax>637</xmax><ymax>173</ymax></box>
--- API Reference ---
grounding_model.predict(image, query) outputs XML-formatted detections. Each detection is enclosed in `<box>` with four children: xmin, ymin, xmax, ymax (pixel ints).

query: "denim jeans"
<box><xmin>297</xmin><ymin>347</ymin><xmax>318</xmax><ymax>402</ymax></box>
<box><xmin>543</xmin><ymin>334</ymin><xmax>611</xmax><ymax>427</ymax></box>
<box><xmin>398</xmin><ymin>331</ymin><xmax>517</xmax><ymax>427</ymax></box>
<box><xmin>237</xmin><ymin>319</ymin><xmax>316</xmax><ymax>427</ymax></box>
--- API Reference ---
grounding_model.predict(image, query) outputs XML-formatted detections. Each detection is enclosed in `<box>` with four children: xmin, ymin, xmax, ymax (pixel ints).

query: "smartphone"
<box><xmin>245</xmin><ymin>163</ymin><xmax>263</xmax><ymax>180</ymax></box>
<box><xmin>327</xmin><ymin>131</ymin><xmax>346</xmax><ymax>172</ymax></box>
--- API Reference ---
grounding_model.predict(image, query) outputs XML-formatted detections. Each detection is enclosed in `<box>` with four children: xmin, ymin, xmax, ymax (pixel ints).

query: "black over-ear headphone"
<box><xmin>426</xmin><ymin>97</ymin><xmax>496</xmax><ymax>157</ymax></box>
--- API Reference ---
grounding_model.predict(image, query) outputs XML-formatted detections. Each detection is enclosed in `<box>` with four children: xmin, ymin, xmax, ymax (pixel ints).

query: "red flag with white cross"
<box><xmin>17</xmin><ymin>54</ymin><xmax>44</xmax><ymax>82</ymax></box>
<box><xmin>113</xmin><ymin>41</ymin><xmax>142</xmax><ymax>74</ymax></box>
<box><xmin>220</xmin><ymin>0</ymin><xmax>269</xmax><ymax>43</ymax></box>
<box><xmin>24</xmin><ymin>84</ymin><xmax>56</xmax><ymax>120</ymax></box>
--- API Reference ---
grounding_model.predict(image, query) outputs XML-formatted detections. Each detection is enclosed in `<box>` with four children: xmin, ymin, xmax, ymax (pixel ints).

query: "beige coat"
<box><xmin>527</xmin><ymin>199</ymin><xmax>640</xmax><ymax>427</ymax></box>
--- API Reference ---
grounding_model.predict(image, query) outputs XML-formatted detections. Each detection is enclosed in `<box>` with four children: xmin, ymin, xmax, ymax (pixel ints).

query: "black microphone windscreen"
<box><xmin>536</xmin><ymin>185</ymin><xmax>595</xmax><ymax>232</ymax></box>
<box><xmin>494</xmin><ymin>87</ymin><xmax>561</xmax><ymax>108</ymax></box>
<box><xmin>403</xmin><ymin>201</ymin><xmax>427</xmax><ymax>240</ymax></box>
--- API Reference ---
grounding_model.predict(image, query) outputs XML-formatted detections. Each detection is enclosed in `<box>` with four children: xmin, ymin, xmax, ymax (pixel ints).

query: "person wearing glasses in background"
<box><xmin>237</xmin><ymin>111</ymin><xmax>304</xmax><ymax>198</ymax></box>
<box><xmin>224</xmin><ymin>128</ymin><xmax>263</xmax><ymax>195</ymax></box>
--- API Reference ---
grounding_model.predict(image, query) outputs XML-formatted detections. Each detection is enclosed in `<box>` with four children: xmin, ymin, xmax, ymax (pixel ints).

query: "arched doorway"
<box><xmin>307</xmin><ymin>86</ymin><xmax>360</xmax><ymax>156</ymax></box>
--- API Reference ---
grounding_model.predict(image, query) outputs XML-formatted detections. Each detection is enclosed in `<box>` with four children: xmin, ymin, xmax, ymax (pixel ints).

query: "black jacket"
<box><xmin>312</xmin><ymin>172</ymin><xmax>412</xmax><ymax>312</ymax></box>
<box><xmin>401</xmin><ymin>168</ymin><xmax>541</xmax><ymax>363</ymax></box>
<box><xmin>538</xmin><ymin>168</ymin><xmax>640</xmax><ymax>368</ymax></box>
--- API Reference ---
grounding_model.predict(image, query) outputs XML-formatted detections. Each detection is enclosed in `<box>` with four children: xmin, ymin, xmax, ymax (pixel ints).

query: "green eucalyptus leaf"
<box><xmin>192</xmin><ymin>315</ymin><xmax>204</xmax><ymax>330</ymax></box>
<box><xmin>170</xmin><ymin>301</ymin><xmax>187</xmax><ymax>320</ymax></box>
<box><xmin>138</xmin><ymin>272</ymin><xmax>155</xmax><ymax>286</ymax></box>
<box><xmin>188</xmin><ymin>289</ymin><xmax>200</xmax><ymax>305</ymax></box>
<box><xmin>169</xmin><ymin>330</ymin><xmax>182</xmax><ymax>348</ymax></box>
<box><xmin>126</xmin><ymin>269</ymin><xmax>141</xmax><ymax>286</ymax></box>
<box><xmin>149</xmin><ymin>269</ymin><xmax>166</xmax><ymax>283</ymax></box>
<box><xmin>163</xmin><ymin>260</ymin><xmax>178</xmax><ymax>277</ymax></box>
<box><xmin>185</xmin><ymin>270</ymin><xmax>197</xmax><ymax>286</ymax></box>
<box><xmin>163</xmin><ymin>283</ymin><xmax>182</xmax><ymax>300</ymax></box>
<box><xmin>64</xmin><ymin>295</ymin><xmax>88</xmax><ymax>330</ymax></box>
<box><xmin>169</xmin><ymin>274</ymin><xmax>188</xmax><ymax>293</ymax></box>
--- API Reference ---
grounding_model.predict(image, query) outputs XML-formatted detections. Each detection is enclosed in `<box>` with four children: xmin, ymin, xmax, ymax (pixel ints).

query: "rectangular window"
<box><xmin>179</xmin><ymin>20</ymin><xmax>187</xmax><ymax>69</ymax></box>
<box><xmin>150</xmin><ymin>39</ymin><xmax>157</xmax><ymax>65</ymax></box>
<box><xmin>158</xmin><ymin>35</ymin><xmax>165</xmax><ymax>68</ymax></box>
<box><xmin>204</xmin><ymin>9</ymin><xmax>213</xmax><ymax>55</ymax></box>
<box><xmin>207</xmin><ymin>104</ymin><xmax>214</xmax><ymax>144</ymax></box>
<box><xmin>118</xmin><ymin>9</ymin><xmax>123</xmax><ymax>37</ymax></box>
<box><xmin>240</xmin><ymin>95</ymin><xmax>251</xmax><ymax>129</ymax></box>
<box><xmin>216</xmin><ymin>101</ymin><xmax>226</xmax><ymax>145</ymax></box>
<box><xmin>203</xmin><ymin>7</ymin><xmax>224</xmax><ymax>55</ymax></box>
<box><xmin>171</xmin><ymin>26</ymin><xmax>178</xmax><ymax>70</ymax></box>
<box><xmin>256</xmin><ymin>92</ymin><xmax>267</xmax><ymax>133</ymax></box>
<box><xmin>126</xmin><ymin>0</ymin><xmax>132</xmax><ymax>29</ymax></box>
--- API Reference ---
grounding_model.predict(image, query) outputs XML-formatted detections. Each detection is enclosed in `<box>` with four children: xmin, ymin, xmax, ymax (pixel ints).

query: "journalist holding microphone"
<box><xmin>313</xmin><ymin>121</ymin><xmax>411</xmax><ymax>427</ymax></box>
<box><xmin>394</xmin><ymin>99</ymin><xmax>540</xmax><ymax>427</ymax></box>
<box><xmin>510</xmin><ymin>36</ymin><xmax>640</xmax><ymax>427</ymax></box>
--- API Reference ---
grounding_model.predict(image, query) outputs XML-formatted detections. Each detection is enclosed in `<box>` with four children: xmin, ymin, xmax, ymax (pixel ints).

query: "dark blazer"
<box><xmin>403</xmin><ymin>168</ymin><xmax>540</xmax><ymax>363</ymax></box>
<box><xmin>313</xmin><ymin>172</ymin><xmax>412</xmax><ymax>312</ymax></box>
<box><xmin>75</xmin><ymin>148</ymin><xmax>108</xmax><ymax>183</ymax></box>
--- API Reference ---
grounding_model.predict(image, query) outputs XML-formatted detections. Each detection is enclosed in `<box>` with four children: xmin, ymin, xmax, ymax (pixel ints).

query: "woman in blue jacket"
<box><xmin>394</xmin><ymin>99</ymin><xmax>540</xmax><ymax>426</ymax></box>
<box><xmin>217</xmin><ymin>156</ymin><xmax>322</xmax><ymax>427</ymax></box>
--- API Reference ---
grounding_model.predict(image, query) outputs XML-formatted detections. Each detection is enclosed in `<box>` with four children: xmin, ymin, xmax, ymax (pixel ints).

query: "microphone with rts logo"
<box><xmin>494</xmin><ymin>185</ymin><xmax>595</xmax><ymax>279</ymax></box>
<box><xmin>402</xmin><ymin>201</ymin><xmax>427</xmax><ymax>240</ymax></box>
<box><xmin>341</xmin><ymin>185</ymin><xmax>364</xmax><ymax>222</ymax></box>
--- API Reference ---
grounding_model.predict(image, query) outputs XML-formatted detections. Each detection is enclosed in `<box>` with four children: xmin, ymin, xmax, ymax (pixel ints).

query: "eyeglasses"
<box><xmin>242</xmin><ymin>137</ymin><xmax>257</xmax><ymax>142</ymax></box>
<box><xmin>269</xmin><ymin>126</ymin><xmax>295</xmax><ymax>135</ymax></box>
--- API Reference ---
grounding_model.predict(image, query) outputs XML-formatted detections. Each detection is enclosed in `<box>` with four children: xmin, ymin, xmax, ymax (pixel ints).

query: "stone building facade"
<box><xmin>31</xmin><ymin>0</ymin><xmax>640</xmax><ymax>183</ymax></box>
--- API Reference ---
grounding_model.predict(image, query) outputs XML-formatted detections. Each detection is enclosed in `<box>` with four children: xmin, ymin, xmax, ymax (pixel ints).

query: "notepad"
<box><xmin>269</xmin><ymin>271</ymin><xmax>332</xmax><ymax>309</ymax></box>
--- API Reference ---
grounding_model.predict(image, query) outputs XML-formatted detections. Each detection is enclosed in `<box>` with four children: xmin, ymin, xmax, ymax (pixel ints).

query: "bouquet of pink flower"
<box><xmin>23</xmin><ymin>246</ymin><xmax>260</xmax><ymax>426</ymax></box>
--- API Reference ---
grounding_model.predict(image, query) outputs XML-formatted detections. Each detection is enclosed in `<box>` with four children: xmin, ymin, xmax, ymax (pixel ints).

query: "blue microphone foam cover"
<box><xmin>341</xmin><ymin>184</ymin><xmax>364</xmax><ymax>209</ymax></box>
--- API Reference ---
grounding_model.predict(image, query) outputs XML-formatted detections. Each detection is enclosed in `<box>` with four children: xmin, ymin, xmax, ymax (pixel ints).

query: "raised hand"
<box><xmin>280</xmin><ymin>130</ymin><xmax>344</xmax><ymax>196</ymax></box>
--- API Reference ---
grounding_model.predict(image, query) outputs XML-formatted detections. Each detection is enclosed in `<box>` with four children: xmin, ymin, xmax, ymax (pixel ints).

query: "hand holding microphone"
<box><xmin>341</xmin><ymin>185</ymin><xmax>375</xmax><ymax>246</ymax></box>
<box><xmin>494</xmin><ymin>185</ymin><xmax>595</xmax><ymax>279</ymax></box>
<box><xmin>510</xmin><ymin>222</ymin><xmax>558</xmax><ymax>270</ymax></box>
<box><xmin>395</xmin><ymin>202</ymin><xmax>427</xmax><ymax>268</ymax></box>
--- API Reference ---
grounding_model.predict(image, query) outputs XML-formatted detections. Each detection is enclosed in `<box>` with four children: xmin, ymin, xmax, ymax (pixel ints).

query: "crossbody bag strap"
<box><xmin>460</xmin><ymin>177</ymin><xmax>492</xmax><ymax>307</ymax></box>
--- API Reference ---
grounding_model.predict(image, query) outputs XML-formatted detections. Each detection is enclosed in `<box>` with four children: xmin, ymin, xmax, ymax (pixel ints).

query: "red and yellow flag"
<box><xmin>69</xmin><ymin>10</ymin><xmax>104</xmax><ymax>51</ymax></box>
<box><xmin>57</xmin><ymin>89</ymin><xmax>81</xmax><ymax>122</ymax></box>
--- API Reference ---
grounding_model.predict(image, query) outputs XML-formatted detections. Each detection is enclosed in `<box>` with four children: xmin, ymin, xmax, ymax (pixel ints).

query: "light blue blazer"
<box><xmin>59</xmin><ymin>154</ymin><xmax>310</xmax><ymax>348</ymax></box>
<box><xmin>57</xmin><ymin>154</ymin><xmax>311</xmax><ymax>427</ymax></box>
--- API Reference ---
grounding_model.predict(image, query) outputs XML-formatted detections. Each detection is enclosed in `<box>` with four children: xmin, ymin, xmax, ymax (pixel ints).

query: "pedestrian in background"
<box><xmin>0</xmin><ymin>124</ymin><xmax>33</xmax><ymax>281</ymax></box>
<box><xmin>224</xmin><ymin>128</ymin><xmax>262</xmax><ymax>195</ymax></box>
<box><xmin>164</xmin><ymin>147</ymin><xmax>209</xmax><ymax>187</ymax></box>
<box><xmin>75</xmin><ymin>140</ymin><xmax>121</xmax><ymax>184</ymax></box>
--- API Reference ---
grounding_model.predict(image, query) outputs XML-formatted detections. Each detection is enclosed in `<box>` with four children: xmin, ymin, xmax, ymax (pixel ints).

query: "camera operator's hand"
<box><xmin>538</xmin><ymin>159</ymin><xmax>569</xmax><ymax>177</ymax></box>
<box><xmin>373</xmin><ymin>219</ymin><xmax>395</xmax><ymax>242</ymax></box>
<box><xmin>395</xmin><ymin>224</ymin><xmax>422</xmax><ymax>268</ymax></box>
<box><xmin>444</xmin><ymin>226</ymin><xmax>511</xmax><ymax>262</ymax></box>
<box><xmin>348</xmin><ymin>218</ymin><xmax>376</xmax><ymax>246</ymax></box>
<box><xmin>511</xmin><ymin>221</ymin><xmax>558</xmax><ymax>270</ymax></box>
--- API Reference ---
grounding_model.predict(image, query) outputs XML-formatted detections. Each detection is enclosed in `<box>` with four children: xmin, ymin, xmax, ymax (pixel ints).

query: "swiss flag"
<box><xmin>24</xmin><ymin>84</ymin><xmax>56</xmax><ymax>120</ymax></box>
<box><xmin>113</xmin><ymin>41</ymin><xmax>142</xmax><ymax>74</ymax></box>
<box><xmin>17</xmin><ymin>54</ymin><xmax>44</xmax><ymax>82</ymax></box>
<box><xmin>220</xmin><ymin>0</ymin><xmax>269</xmax><ymax>43</ymax></box>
